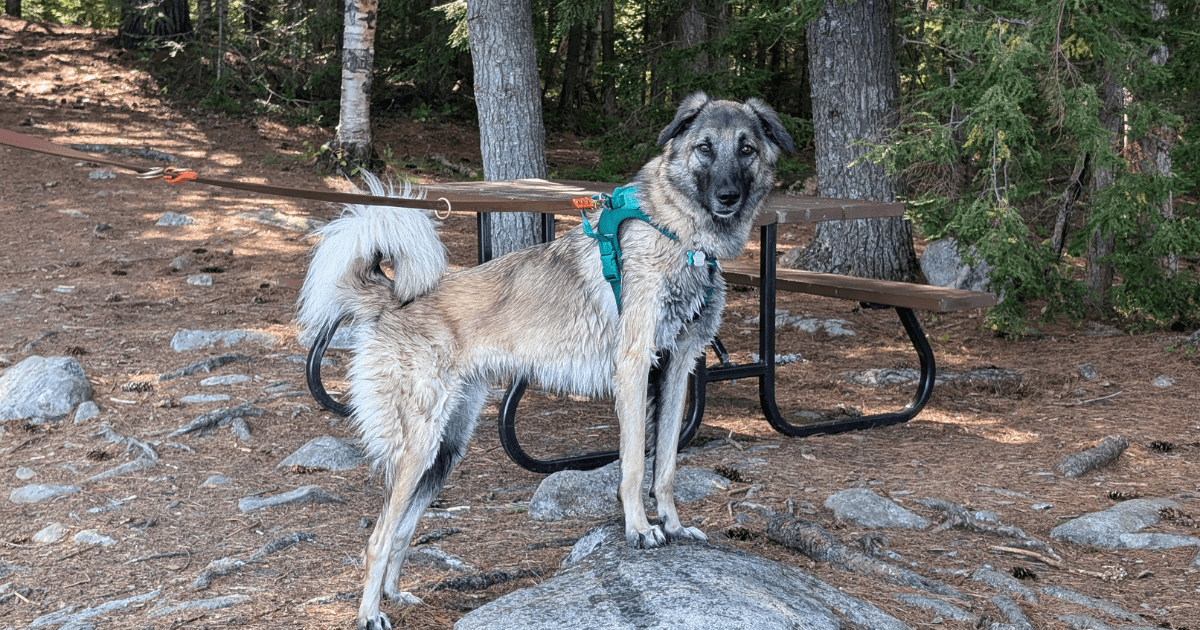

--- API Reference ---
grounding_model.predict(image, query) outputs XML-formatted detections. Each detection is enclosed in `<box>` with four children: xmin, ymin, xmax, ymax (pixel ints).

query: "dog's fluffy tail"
<box><xmin>296</xmin><ymin>172</ymin><xmax>447</xmax><ymax>339</ymax></box>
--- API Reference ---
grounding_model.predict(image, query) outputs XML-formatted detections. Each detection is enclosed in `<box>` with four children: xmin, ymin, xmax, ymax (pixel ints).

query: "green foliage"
<box><xmin>19</xmin><ymin>0</ymin><xmax>119</xmax><ymax>27</ymax></box>
<box><xmin>873</xmin><ymin>0</ymin><xmax>1200</xmax><ymax>334</ymax></box>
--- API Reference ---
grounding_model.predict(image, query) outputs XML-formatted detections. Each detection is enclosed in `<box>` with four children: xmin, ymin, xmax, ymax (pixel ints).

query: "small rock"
<box><xmin>92</xmin><ymin>222</ymin><xmax>112</xmax><ymax>236</ymax></box>
<box><xmin>73</xmin><ymin>400</ymin><xmax>100</xmax><ymax>424</ymax></box>
<box><xmin>230</xmin><ymin>417</ymin><xmax>252</xmax><ymax>440</ymax></box>
<box><xmin>169</xmin><ymin>255</ymin><xmax>189</xmax><ymax>271</ymax></box>
<box><xmin>156</xmin><ymin>211</ymin><xmax>196</xmax><ymax>226</ymax></box>
<box><xmin>1151</xmin><ymin>375</ymin><xmax>1174</xmax><ymax>388</ymax></box>
<box><xmin>170</xmin><ymin>330</ymin><xmax>279</xmax><ymax>352</ymax></box>
<box><xmin>32</xmin><ymin>522</ymin><xmax>66</xmax><ymax>544</ymax></box>
<box><xmin>408</xmin><ymin>546</ymin><xmax>477</xmax><ymax>573</ymax></box>
<box><xmin>200</xmin><ymin>475</ymin><xmax>232</xmax><ymax>488</ymax></box>
<box><xmin>73</xmin><ymin>529</ymin><xmax>117</xmax><ymax>546</ymax></box>
<box><xmin>278</xmin><ymin>435</ymin><xmax>366</xmax><ymax>472</ymax></box>
<box><xmin>16</xmin><ymin>466</ymin><xmax>36</xmax><ymax>480</ymax></box>
<box><xmin>186</xmin><ymin>274</ymin><xmax>213</xmax><ymax>286</ymax></box>
<box><xmin>179</xmin><ymin>393</ymin><xmax>231</xmax><ymax>404</ymax></box>
<box><xmin>88</xmin><ymin>169</ymin><xmax>116</xmax><ymax>180</ymax></box>
<box><xmin>9</xmin><ymin>483</ymin><xmax>80</xmax><ymax>504</ymax></box>
<box><xmin>1077</xmin><ymin>364</ymin><xmax>1098</xmax><ymax>381</ymax></box>
<box><xmin>237</xmin><ymin>485</ymin><xmax>346</xmax><ymax>513</ymax></box>
<box><xmin>199</xmin><ymin>374</ymin><xmax>250</xmax><ymax>386</ymax></box>
<box><xmin>825</xmin><ymin>488</ymin><xmax>931</xmax><ymax>530</ymax></box>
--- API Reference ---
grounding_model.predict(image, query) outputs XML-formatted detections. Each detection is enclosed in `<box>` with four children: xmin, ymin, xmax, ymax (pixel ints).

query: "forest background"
<box><xmin>4</xmin><ymin>0</ymin><xmax>1199</xmax><ymax>337</ymax></box>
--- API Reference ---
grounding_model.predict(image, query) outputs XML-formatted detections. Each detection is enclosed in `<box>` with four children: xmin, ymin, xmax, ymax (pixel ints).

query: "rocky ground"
<box><xmin>2</xmin><ymin>16</ymin><xmax>1199</xmax><ymax>630</ymax></box>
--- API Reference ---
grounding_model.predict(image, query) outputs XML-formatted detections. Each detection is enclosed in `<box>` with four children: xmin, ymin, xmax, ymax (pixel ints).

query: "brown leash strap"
<box><xmin>0</xmin><ymin>127</ymin><xmax>596</xmax><ymax>213</ymax></box>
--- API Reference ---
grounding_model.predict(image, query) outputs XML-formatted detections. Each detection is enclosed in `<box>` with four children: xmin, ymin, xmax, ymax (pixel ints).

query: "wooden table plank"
<box><xmin>721</xmin><ymin>261</ymin><xmax>998</xmax><ymax>312</ymax></box>
<box><xmin>420</xmin><ymin>179</ymin><xmax>904</xmax><ymax>223</ymax></box>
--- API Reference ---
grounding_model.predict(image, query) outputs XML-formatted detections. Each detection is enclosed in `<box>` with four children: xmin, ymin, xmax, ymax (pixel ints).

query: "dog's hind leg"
<box><xmin>357</xmin><ymin>384</ymin><xmax>480</xmax><ymax>630</ymax></box>
<box><xmin>651</xmin><ymin>347</ymin><xmax>708</xmax><ymax>543</ymax></box>
<box><xmin>381</xmin><ymin>387</ymin><xmax>482</xmax><ymax>600</ymax></box>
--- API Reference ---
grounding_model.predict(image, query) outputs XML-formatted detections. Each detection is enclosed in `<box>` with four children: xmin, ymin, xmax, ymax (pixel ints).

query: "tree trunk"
<box><xmin>788</xmin><ymin>0</ymin><xmax>917</xmax><ymax>281</ymax></box>
<box><xmin>326</xmin><ymin>0</ymin><xmax>377</xmax><ymax>173</ymax></box>
<box><xmin>5</xmin><ymin>0</ymin><xmax>19</xmax><ymax>19</ymax></box>
<box><xmin>1086</xmin><ymin>68</ymin><xmax>1124</xmax><ymax>310</ymax></box>
<box><xmin>117</xmin><ymin>0</ymin><xmax>193</xmax><ymax>48</ymax></box>
<box><xmin>557</xmin><ymin>21</ymin><xmax>584</xmax><ymax>118</ymax></box>
<box><xmin>467</xmin><ymin>0</ymin><xmax>549</xmax><ymax>259</ymax></box>
<box><xmin>601</xmin><ymin>0</ymin><xmax>616</xmax><ymax>117</ymax></box>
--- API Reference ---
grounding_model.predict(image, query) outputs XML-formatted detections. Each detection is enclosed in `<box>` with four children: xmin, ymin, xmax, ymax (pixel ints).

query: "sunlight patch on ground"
<box><xmin>921</xmin><ymin>410</ymin><xmax>1041</xmax><ymax>444</ymax></box>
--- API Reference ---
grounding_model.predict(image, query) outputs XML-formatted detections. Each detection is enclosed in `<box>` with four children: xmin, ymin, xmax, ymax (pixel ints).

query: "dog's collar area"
<box><xmin>583</xmin><ymin>186</ymin><xmax>717</xmax><ymax>313</ymax></box>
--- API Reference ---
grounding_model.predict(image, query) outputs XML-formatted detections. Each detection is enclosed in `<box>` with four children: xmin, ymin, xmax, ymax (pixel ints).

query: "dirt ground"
<box><xmin>2</xmin><ymin>17</ymin><xmax>1199</xmax><ymax>630</ymax></box>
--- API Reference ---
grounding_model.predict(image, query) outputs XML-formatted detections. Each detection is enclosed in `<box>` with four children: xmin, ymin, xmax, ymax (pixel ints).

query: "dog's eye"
<box><xmin>697</xmin><ymin>143</ymin><xmax>711</xmax><ymax>153</ymax></box>
<box><xmin>740</xmin><ymin>145</ymin><xmax>756</xmax><ymax>156</ymax></box>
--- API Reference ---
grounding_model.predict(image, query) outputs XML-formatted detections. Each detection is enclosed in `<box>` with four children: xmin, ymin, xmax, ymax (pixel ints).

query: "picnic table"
<box><xmin>306</xmin><ymin>179</ymin><xmax>998</xmax><ymax>474</ymax></box>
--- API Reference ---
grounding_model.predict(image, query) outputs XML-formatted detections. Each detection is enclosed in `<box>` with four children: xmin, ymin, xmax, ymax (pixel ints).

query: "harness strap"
<box><xmin>583</xmin><ymin>186</ymin><xmax>715</xmax><ymax>313</ymax></box>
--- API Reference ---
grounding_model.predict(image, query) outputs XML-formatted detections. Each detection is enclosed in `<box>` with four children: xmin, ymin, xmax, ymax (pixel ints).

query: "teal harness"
<box><xmin>581</xmin><ymin>186</ymin><xmax>717</xmax><ymax>313</ymax></box>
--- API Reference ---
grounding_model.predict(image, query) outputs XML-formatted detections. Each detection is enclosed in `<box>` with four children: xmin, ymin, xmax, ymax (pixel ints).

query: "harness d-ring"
<box><xmin>435</xmin><ymin>197</ymin><xmax>452</xmax><ymax>220</ymax></box>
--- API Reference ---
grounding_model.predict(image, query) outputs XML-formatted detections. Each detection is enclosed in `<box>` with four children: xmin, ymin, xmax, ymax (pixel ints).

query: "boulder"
<box><xmin>454</xmin><ymin>525</ymin><xmax>911</xmax><ymax>630</ymax></box>
<box><xmin>920</xmin><ymin>238</ymin><xmax>993</xmax><ymax>292</ymax></box>
<box><xmin>0</xmin><ymin>356</ymin><xmax>93</xmax><ymax>423</ymax></box>
<box><xmin>528</xmin><ymin>460</ymin><xmax>728</xmax><ymax>521</ymax></box>
<box><xmin>825</xmin><ymin>488</ymin><xmax>930</xmax><ymax>530</ymax></box>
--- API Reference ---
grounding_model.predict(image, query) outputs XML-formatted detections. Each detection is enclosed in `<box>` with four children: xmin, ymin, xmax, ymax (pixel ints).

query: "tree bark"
<box><xmin>1086</xmin><ymin>68</ymin><xmax>1124</xmax><ymax>310</ymax></box>
<box><xmin>600</xmin><ymin>0</ymin><xmax>616</xmax><ymax>117</ymax></box>
<box><xmin>4</xmin><ymin>0</ymin><xmax>19</xmax><ymax>19</ymax></box>
<box><xmin>326</xmin><ymin>0</ymin><xmax>377</xmax><ymax>173</ymax></box>
<box><xmin>467</xmin><ymin>0</ymin><xmax>549</xmax><ymax>258</ymax></box>
<box><xmin>788</xmin><ymin>0</ymin><xmax>918</xmax><ymax>281</ymax></box>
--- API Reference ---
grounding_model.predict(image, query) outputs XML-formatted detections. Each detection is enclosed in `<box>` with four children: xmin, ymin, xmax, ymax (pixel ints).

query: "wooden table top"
<box><xmin>420</xmin><ymin>179</ymin><xmax>905</xmax><ymax>224</ymax></box>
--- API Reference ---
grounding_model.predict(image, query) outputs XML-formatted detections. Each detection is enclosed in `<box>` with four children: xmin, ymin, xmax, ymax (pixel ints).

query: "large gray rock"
<box><xmin>1051</xmin><ymin>498</ymin><xmax>1200</xmax><ymax>565</ymax></box>
<box><xmin>920</xmin><ymin>238</ymin><xmax>993</xmax><ymax>292</ymax></box>
<box><xmin>278</xmin><ymin>436</ymin><xmax>366</xmax><ymax>472</ymax></box>
<box><xmin>454</xmin><ymin>525</ymin><xmax>911</xmax><ymax>630</ymax></box>
<box><xmin>0</xmin><ymin>356</ymin><xmax>93</xmax><ymax>423</ymax></box>
<box><xmin>825</xmin><ymin>488</ymin><xmax>930</xmax><ymax>530</ymax></box>
<box><xmin>528</xmin><ymin>460</ymin><xmax>728</xmax><ymax>521</ymax></box>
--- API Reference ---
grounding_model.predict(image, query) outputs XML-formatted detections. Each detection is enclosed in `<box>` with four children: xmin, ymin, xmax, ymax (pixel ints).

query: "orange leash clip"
<box><xmin>161</xmin><ymin>167</ymin><xmax>198</xmax><ymax>184</ymax></box>
<box><xmin>571</xmin><ymin>197</ymin><xmax>596</xmax><ymax>209</ymax></box>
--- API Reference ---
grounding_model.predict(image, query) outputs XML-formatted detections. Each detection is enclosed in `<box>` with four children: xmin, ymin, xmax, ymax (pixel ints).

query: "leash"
<box><xmin>0</xmin><ymin>127</ymin><xmax>597</xmax><ymax>214</ymax></box>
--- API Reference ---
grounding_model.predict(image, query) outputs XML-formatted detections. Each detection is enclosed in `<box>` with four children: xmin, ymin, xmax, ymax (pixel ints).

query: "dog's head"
<box><xmin>656</xmin><ymin>92</ymin><xmax>795</xmax><ymax>227</ymax></box>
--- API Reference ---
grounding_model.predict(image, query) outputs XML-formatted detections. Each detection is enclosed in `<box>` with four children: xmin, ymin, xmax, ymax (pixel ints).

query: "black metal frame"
<box><xmin>687</xmin><ymin>223</ymin><xmax>937</xmax><ymax>438</ymax></box>
<box><xmin>303</xmin><ymin>220</ymin><xmax>939</xmax><ymax>473</ymax></box>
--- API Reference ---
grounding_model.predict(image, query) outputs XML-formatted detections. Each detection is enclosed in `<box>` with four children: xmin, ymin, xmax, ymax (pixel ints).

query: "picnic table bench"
<box><xmin>304</xmin><ymin>179</ymin><xmax>997</xmax><ymax>474</ymax></box>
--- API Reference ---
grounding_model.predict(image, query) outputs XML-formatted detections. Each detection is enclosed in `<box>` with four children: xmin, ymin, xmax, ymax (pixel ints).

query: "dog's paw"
<box><xmin>383</xmin><ymin>588</ymin><xmax>423</xmax><ymax>606</ymax></box>
<box><xmin>358</xmin><ymin>613</ymin><xmax>393</xmax><ymax>630</ymax></box>
<box><xmin>626</xmin><ymin>525</ymin><xmax>667</xmax><ymax>549</ymax></box>
<box><xmin>665</xmin><ymin>524</ymin><xmax>708</xmax><ymax>543</ymax></box>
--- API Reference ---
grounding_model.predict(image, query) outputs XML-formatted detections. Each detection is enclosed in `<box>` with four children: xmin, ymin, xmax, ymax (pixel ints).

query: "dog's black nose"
<box><xmin>716</xmin><ymin>188</ymin><xmax>741</xmax><ymax>207</ymax></box>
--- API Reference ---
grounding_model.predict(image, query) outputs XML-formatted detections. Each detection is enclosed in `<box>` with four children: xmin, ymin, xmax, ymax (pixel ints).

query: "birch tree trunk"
<box><xmin>787</xmin><ymin>0</ymin><xmax>918</xmax><ymax>281</ymax></box>
<box><xmin>326</xmin><ymin>0</ymin><xmax>377</xmax><ymax>172</ymax></box>
<box><xmin>467</xmin><ymin>0</ymin><xmax>549</xmax><ymax>259</ymax></box>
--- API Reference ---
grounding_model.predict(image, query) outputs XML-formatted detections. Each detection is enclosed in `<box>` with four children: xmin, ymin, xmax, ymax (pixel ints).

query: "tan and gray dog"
<box><xmin>296</xmin><ymin>92</ymin><xmax>793</xmax><ymax>630</ymax></box>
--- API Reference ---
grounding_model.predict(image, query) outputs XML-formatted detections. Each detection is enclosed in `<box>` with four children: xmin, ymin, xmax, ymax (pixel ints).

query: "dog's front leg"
<box><xmin>614</xmin><ymin>318</ymin><xmax>666</xmax><ymax>549</ymax></box>
<box><xmin>651</xmin><ymin>343</ymin><xmax>708</xmax><ymax>543</ymax></box>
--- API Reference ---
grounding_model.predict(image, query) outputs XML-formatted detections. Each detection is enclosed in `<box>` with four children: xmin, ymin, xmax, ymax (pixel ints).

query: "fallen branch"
<box><xmin>921</xmin><ymin>498</ymin><xmax>1062</xmax><ymax>562</ymax></box>
<box><xmin>1051</xmin><ymin>391</ymin><xmax>1122</xmax><ymax>407</ymax></box>
<box><xmin>765</xmin><ymin>516</ymin><xmax>969</xmax><ymax>601</ymax></box>
<box><xmin>1056</xmin><ymin>435</ymin><xmax>1129</xmax><ymax>478</ymax></box>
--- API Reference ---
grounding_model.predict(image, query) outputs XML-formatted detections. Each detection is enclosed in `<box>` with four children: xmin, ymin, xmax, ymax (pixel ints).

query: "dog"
<box><xmin>296</xmin><ymin>92</ymin><xmax>793</xmax><ymax>630</ymax></box>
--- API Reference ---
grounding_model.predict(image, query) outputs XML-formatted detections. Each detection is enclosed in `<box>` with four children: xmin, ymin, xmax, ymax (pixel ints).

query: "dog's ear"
<box><xmin>744</xmin><ymin>98</ymin><xmax>796</xmax><ymax>154</ymax></box>
<box><xmin>656</xmin><ymin>92</ymin><xmax>712</xmax><ymax>147</ymax></box>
